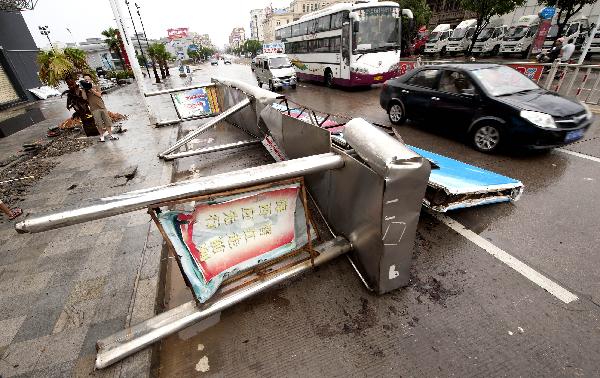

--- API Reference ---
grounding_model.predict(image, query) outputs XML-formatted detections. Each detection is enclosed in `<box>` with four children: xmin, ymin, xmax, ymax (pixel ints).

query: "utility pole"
<box><xmin>124</xmin><ymin>0</ymin><xmax>151</xmax><ymax>78</ymax></box>
<box><xmin>135</xmin><ymin>2</ymin><xmax>161</xmax><ymax>84</ymax></box>
<box><xmin>107</xmin><ymin>0</ymin><xmax>157</xmax><ymax>125</ymax></box>
<box><xmin>38</xmin><ymin>26</ymin><xmax>53</xmax><ymax>49</ymax></box>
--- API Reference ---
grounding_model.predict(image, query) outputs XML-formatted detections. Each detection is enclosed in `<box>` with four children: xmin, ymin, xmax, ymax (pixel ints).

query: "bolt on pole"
<box><xmin>107</xmin><ymin>0</ymin><xmax>157</xmax><ymax>125</ymax></box>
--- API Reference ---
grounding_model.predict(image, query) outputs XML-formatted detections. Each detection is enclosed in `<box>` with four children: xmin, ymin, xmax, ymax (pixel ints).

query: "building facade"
<box><xmin>250</xmin><ymin>8</ymin><xmax>266</xmax><ymax>41</ymax></box>
<box><xmin>229</xmin><ymin>27</ymin><xmax>246</xmax><ymax>49</ymax></box>
<box><xmin>262</xmin><ymin>8</ymin><xmax>294</xmax><ymax>43</ymax></box>
<box><xmin>78</xmin><ymin>38</ymin><xmax>122</xmax><ymax>71</ymax></box>
<box><xmin>0</xmin><ymin>10</ymin><xmax>41</xmax><ymax>109</ymax></box>
<box><xmin>288</xmin><ymin>0</ymin><xmax>351</xmax><ymax>21</ymax></box>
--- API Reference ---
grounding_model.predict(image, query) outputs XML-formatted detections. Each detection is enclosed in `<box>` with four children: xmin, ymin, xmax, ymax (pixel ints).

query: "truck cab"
<box><xmin>447</xmin><ymin>19</ymin><xmax>477</xmax><ymax>56</ymax></box>
<box><xmin>471</xmin><ymin>22</ymin><xmax>507</xmax><ymax>56</ymax></box>
<box><xmin>500</xmin><ymin>15</ymin><xmax>540</xmax><ymax>58</ymax></box>
<box><xmin>543</xmin><ymin>17</ymin><xmax>590</xmax><ymax>53</ymax></box>
<box><xmin>424</xmin><ymin>24</ymin><xmax>452</xmax><ymax>56</ymax></box>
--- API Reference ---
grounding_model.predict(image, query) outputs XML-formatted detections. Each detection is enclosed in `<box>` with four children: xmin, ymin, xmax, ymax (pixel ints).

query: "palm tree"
<box><xmin>38</xmin><ymin>47</ymin><xmax>95</xmax><ymax>87</ymax></box>
<box><xmin>147</xmin><ymin>43</ymin><xmax>166</xmax><ymax>79</ymax></box>
<box><xmin>101</xmin><ymin>27</ymin><xmax>125</xmax><ymax>70</ymax></box>
<box><xmin>158</xmin><ymin>49</ymin><xmax>173</xmax><ymax>77</ymax></box>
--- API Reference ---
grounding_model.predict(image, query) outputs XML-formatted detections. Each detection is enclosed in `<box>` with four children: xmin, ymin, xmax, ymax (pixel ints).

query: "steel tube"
<box><xmin>144</xmin><ymin>83</ymin><xmax>214</xmax><ymax>97</ymax></box>
<box><xmin>95</xmin><ymin>236</ymin><xmax>352</xmax><ymax>369</ymax></box>
<box><xmin>162</xmin><ymin>139</ymin><xmax>261</xmax><ymax>160</ymax></box>
<box><xmin>15</xmin><ymin>153</ymin><xmax>344</xmax><ymax>234</ymax></box>
<box><xmin>159</xmin><ymin>98</ymin><xmax>251</xmax><ymax>157</ymax></box>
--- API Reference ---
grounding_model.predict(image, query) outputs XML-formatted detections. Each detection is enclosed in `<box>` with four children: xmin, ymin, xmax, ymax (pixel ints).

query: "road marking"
<box><xmin>431</xmin><ymin>212</ymin><xmax>579</xmax><ymax>304</ymax></box>
<box><xmin>557</xmin><ymin>148</ymin><xmax>600</xmax><ymax>163</ymax></box>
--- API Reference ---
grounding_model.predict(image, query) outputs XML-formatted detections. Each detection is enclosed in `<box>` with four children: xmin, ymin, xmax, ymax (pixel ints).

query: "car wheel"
<box><xmin>324</xmin><ymin>69</ymin><xmax>334</xmax><ymax>88</ymax></box>
<box><xmin>472</xmin><ymin>124</ymin><xmax>501</xmax><ymax>153</ymax></box>
<box><xmin>387</xmin><ymin>101</ymin><xmax>406</xmax><ymax>125</ymax></box>
<box><xmin>502</xmin><ymin>52</ymin><xmax>510</xmax><ymax>58</ymax></box>
<box><xmin>440</xmin><ymin>47</ymin><xmax>447</xmax><ymax>57</ymax></box>
<box><xmin>291</xmin><ymin>84</ymin><xmax>297</xmax><ymax>89</ymax></box>
<box><xmin>520</xmin><ymin>47</ymin><xmax>530</xmax><ymax>59</ymax></box>
<box><xmin>450</xmin><ymin>51</ymin><xmax>457</xmax><ymax>57</ymax></box>
<box><xmin>491</xmin><ymin>45</ymin><xmax>500</xmax><ymax>56</ymax></box>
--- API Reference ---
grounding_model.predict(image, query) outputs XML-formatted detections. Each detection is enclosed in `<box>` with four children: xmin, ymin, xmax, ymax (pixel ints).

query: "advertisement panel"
<box><xmin>158</xmin><ymin>183</ymin><xmax>311</xmax><ymax>303</ymax></box>
<box><xmin>263</xmin><ymin>42</ymin><xmax>285</xmax><ymax>53</ymax></box>
<box><xmin>532</xmin><ymin>19</ymin><xmax>552</xmax><ymax>55</ymax></box>
<box><xmin>171</xmin><ymin>87</ymin><xmax>220</xmax><ymax>119</ymax></box>
<box><xmin>167</xmin><ymin>27</ymin><xmax>189</xmax><ymax>40</ymax></box>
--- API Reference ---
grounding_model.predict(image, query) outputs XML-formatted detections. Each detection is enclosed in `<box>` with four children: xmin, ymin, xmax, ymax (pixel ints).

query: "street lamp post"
<box><xmin>135</xmin><ymin>2</ymin><xmax>161</xmax><ymax>84</ymax></box>
<box><xmin>38</xmin><ymin>26</ymin><xmax>53</xmax><ymax>49</ymax></box>
<box><xmin>125</xmin><ymin>0</ymin><xmax>151</xmax><ymax>78</ymax></box>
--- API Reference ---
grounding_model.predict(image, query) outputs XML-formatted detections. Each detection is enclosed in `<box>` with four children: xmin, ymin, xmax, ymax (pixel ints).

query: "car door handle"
<box><xmin>431</xmin><ymin>97</ymin><xmax>440</xmax><ymax>101</ymax></box>
<box><xmin>401</xmin><ymin>89</ymin><xmax>409</xmax><ymax>94</ymax></box>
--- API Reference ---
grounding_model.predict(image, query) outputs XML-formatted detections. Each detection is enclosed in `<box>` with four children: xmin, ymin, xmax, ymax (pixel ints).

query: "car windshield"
<box><xmin>354</xmin><ymin>6</ymin><xmax>400</xmax><ymax>51</ymax></box>
<box><xmin>428</xmin><ymin>31</ymin><xmax>441</xmax><ymax>42</ymax></box>
<box><xmin>507</xmin><ymin>26</ymin><xmax>527</xmax><ymax>38</ymax></box>
<box><xmin>471</xmin><ymin>66</ymin><xmax>539</xmax><ymax>96</ymax></box>
<box><xmin>477</xmin><ymin>28</ymin><xmax>493</xmax><ymax>40</ymax></box>
<box><xmin>268</xmin><ymin>57</ymin><xmax>292</xmax><ymax>69</ymax></box>
<box><xmin>451</xmin><ymin>27</ymin><xmax>468</xmax><ymax>39</ymax></box>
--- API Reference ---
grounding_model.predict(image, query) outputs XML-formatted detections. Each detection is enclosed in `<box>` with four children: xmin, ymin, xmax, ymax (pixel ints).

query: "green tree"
<box><xmin>387</xmin><ymin>0</ymin><xmax>431</xmax><ymax>38</ymax></box>
<box><xmin>538</xmin><ymin>0</ymin><xmax>596</xmax><ymax>38</ymax></box>
<box><xmin>101</xmin><ymin>27</ymin><xmax>125</xmax><ymax>70</ymax></box>
<box><xmin>148</xmin><ymin>43</ymin><xmax>171</xmax><ymax>78</ymax></box>
<box><xmin>461</xmin><ymin>0</ymin><xmax>527</xmax><ymax>53</ymax></box>
<box><xmin>136</xmin><ymin>53</ymin><xmax>147</xmax><ymax>67</ymax></box>
<box><xmin>38</xmin><ymin>48</ymin><xmax>96</xmax><ymax>87</ymax></box>
<box><xmin>243</xmin><ymin>39</ymin><xmax>263</xmax><ymax>57</ymax></box>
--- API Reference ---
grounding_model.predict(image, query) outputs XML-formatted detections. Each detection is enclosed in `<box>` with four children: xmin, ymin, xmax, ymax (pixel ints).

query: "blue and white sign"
<box><xmin>540</xmin><ymin>7</ymin><xmax>556</xmax><ymax>20</ymax></box>
<box><xmin>263</xmin><ymin>42</ymin><xmax>285</xmax><ymax>54</ymax></box>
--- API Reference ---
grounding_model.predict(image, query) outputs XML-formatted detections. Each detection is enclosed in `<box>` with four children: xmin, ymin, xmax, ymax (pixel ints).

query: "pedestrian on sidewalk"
<box><xmin>560</xmin><ymin>38</ymin><xmax>576</xmax><ymax>63</ymax></box>
<box><xmin>82</xmin><ymin>74</ymin><xmax>119</xmax><ymax>142</ymax></box>
<box><xmin>0</xmin><ymin>199</ymin><xmax>22</xmax><ymax>220</ymax></box>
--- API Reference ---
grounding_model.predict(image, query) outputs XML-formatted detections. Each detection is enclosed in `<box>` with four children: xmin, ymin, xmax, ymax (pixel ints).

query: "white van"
<box><xmin>543</xmin><ymin>16</ymin><xmax>590</xmax><ymax>52</ymax></box>
<box><xmin>471</xmin><ymin>20</ymin><xmax>507</xmax><ymax>56</ymax></box>
<box><xmin>447</xmin><ymin>19</ymin><xmax>478</xmax><ymax>55</ymax></box>
<box><xmin>253</xmin><ymin>53</ymin><xmax>297</xmax><ymax>91</ymax></box>
<box><xmin>424</xmin><ymin>24</ymin><xmax>453</xmax><ymax>56</ymax></box>
<box><xmin>500</xmin><ymin>15</ymin><xmax>540</xmax><ymax>58</ymax></box>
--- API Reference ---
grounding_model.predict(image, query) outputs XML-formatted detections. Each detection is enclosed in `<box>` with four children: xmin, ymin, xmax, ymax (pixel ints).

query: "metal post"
<box><xmin>15</xmin><ymin>152</ymin><xmax>344</xmax><ymax>234</ymax></box>
<box><xmin>95</xmin><ymin>236</ymin><xmax>352</xmax><ymax>369</ymax></box>
<box><xmin>107</xmin><ymin>0</ymin><xmax>157</xmax><ymax>124</ymax></box>
<box><xmin>135</xmin><ymin>2</ymin><xmax>161</xmax><ymax>83</ymax></box>
<box><xmin>159</xmin><ymin>97</ymin><xmax>251</xmax><ymax>157</ymax></box>
<box><xmin>578</xmin><ymin>14</ymin><xmax>600</xmax><ymax>65</ymax></box>
<box><xmin>544</xmin><ymin>59</ymin><xmax>560</xmax><ymax>90</ymax></box>
<box><xmin>124</xmin><ymin>0</ymin><xmax>151</xmax><ymax>78</ymax></box>
<box><xmin>162</xmin><ymin>139</ymin><xmax>261</xmax><ymax>160</ymax></box>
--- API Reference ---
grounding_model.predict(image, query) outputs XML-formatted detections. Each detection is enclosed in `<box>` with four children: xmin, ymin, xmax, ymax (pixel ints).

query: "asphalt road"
<box><xmin>154</xmin><ymin>62</ymin><xmax>600</xmax><ymax>377</ymax></box>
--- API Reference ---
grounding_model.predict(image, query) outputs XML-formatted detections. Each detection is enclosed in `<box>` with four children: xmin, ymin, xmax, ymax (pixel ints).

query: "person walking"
<box><xmin>82</xmin><ymin>74</ymin><xmax>118</xmax><ymax>142</ymax></box>
<box><xmin>560</xmin><ymin>38</ymin><xmax>576</xmax><ymax>62</ymax></box>
<box><xmin>0</xmin><ymin>199</ymin><xmax>22</xmax><ymax>220</ymax></box>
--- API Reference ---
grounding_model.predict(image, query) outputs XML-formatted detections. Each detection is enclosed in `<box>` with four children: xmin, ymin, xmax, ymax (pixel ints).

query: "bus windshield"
<box><xmin>354</xmin><ymin>6</ymin><xmax>400</xmax><ymax>52</ymax></box>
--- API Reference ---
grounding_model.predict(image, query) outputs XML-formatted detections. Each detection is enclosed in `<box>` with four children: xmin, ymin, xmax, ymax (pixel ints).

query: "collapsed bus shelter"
<box><xmin>15</xmin><ymin>79</ymin><xmax>432</xmax><ymax>368</ymax></box>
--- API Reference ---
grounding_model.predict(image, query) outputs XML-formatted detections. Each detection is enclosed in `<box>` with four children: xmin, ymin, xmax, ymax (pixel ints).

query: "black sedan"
<box><xmin>380</xmin><ymin>64</ymin><xmax>592</xmax><ymax>152</ymax></box>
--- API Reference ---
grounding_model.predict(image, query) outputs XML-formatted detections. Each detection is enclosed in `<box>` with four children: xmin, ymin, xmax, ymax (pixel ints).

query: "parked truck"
<box><xmin>423</xmin><ymin>24</ymin><xmax>452</xmax><ymax>56</ymax></box>
<box><xmin>471</xmin><ymin>19</ymin><xmax>507</xmax><ymax>56</ymax></box>
<box><xmin>542</xmin><ymin>16</ymin><xmax>590</xmax><ymax>53</ymax></box>
<box><xmin>447</xmin><ymin>19</ymin><xmax>477</xmax><ymax>56</ymax></box>
<box><xmin>500</xmin><ymin>15</ymin><xmax>540</xmax><ymax>58</ymax></box>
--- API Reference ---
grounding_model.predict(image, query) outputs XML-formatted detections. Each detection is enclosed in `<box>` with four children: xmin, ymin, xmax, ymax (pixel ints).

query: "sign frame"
<box><xmin>149</xmin><ymin>177</ymin><xmax>319</xmax><ymax>305</ymax></box>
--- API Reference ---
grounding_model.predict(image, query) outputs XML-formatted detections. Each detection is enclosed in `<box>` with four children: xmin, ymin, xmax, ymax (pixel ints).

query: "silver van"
<box><xmin>254</xmin><ymin>53</ymin><xmax>297</xmax><ymax>91</ymax></box>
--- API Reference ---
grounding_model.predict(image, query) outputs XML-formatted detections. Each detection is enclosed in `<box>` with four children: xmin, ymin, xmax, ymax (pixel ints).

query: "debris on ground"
<box><xmin>112</xmin><ymin>165</ymin><xmax>138</xmax><ymax>187</ymax></box>
<box><xmin>0</xmin><ymin>129</ymin><xmax>94</xmax><ymax>204</ymax></box>
<box><xmin>59</xmin><ymin>111</ymin><xmax>128</xmax><ymax>130</ymax></box>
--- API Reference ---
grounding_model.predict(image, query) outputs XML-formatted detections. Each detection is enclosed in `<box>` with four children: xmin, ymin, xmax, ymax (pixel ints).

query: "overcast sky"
<box><xmin>22</xmin><ymin>0</ymin><xmax>290</xmax><ymax>49</ymax></box>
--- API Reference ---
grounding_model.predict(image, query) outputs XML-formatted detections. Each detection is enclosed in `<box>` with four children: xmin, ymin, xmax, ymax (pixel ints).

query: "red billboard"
<box><xmin>532</xmin><ymin>19</ymin><xmax>552</xmax><ymax>55</ymax></box>
<box><xmin>167</xmin><ymin>28</ymin><xmax>189</xmax><ymax>40</ymax></box>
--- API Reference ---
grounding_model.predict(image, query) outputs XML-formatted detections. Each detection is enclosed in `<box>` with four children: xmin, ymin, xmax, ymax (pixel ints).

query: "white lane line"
<box><xmin>557</xmin><ymin>148</ymin><xmax>600</xmax><ymax>163</ymax></box>
<box><xmin>431</xmin><ymin>212</ymin><xmax>579</xmax><ymax>304</ymax></box>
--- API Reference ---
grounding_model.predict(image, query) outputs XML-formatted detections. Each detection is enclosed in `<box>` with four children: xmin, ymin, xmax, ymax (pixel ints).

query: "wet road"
<box><xmin>155</xmin><ymin>62</ymin><xmax>600</xmax><ymax>377</ymax></box>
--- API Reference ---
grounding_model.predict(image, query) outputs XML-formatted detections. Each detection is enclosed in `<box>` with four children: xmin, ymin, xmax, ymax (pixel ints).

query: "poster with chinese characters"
<box><xmin>171</xmin><ymin>86</ymin><xmax>220</xmax><ymax>119</ymax></box>
<box><xmin>157</xmin><ymin>183</ymin><xmax>310</xmax><ymax>303</ymax></box>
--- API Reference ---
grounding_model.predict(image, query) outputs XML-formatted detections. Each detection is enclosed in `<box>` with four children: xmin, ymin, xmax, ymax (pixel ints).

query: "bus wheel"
<box><xmin>325</xmin><ymin>69</ymin><xmax>334</xmax><ymax>88</ymax></box>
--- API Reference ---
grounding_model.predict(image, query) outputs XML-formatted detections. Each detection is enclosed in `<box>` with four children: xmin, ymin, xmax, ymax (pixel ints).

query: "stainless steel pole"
<box><xmin>158</xmin><ymin>97</ymin><xmax>251</xmax><ymax>157</ymax></box>
<box><xmin>162</xmin><ymin>139</ymin><xmax>261</xmax><ymax>160</ymax></box>
<box><xmin>95</xmin><ymin>236</ymin><xmax>352</xmax><ymax>369</ymax></box>
<box><xmin>15</xmin><ymin>152</ymin><xmax>344</xmax><ymax>233</ymax></box>
<box><xmin>144</xmin><ymin>83</ymin><xmax>215</xmax><ymax>97</ymax></box>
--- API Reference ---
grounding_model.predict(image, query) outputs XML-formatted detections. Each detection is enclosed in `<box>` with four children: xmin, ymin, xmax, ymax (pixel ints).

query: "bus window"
<box><xmin>318</xmin><ymin>15</ymin><xmax>331</xmax><ymax>32</ymax></box>
<box><xmin>330</xmin><ymin>36</ymin><xmax>341</xmax><ymax>52</ymax></box>
<box><xmin>275</xmin><ymin>29</ymin><xmax>281</xmax><ymax>40</ymax></box>
<box><xmin>299</xmin><ymin>22</ymin><xmax>308</xmax><ymax>35</ymax></box>
<box><xmin>282</xmin><ymin>26</ymin><xmax>292</xmax><ymax>39</ymax></box>
<box><xmin>292</xmin><ymin>24</ymin><xmax>301</xmax><ymax>37</ymax></box>
<box><xmin>331</xmin><ymin>12</ymin><xmax>345</xmax><ymax>30</ymax></box>
<box><xmin>297</xmin><ymin>41</ymin><xmax>308</xmax><ymax>53</ymax></box>
<box><xmin>307</xmin><ymin>19</ymin><xmax>318</xmax><ymax>34</ymax></box>
<box><xmin>308</xmin><ymin>39</ymin><xmax>318</xmax><ymax>52</ymax></box>
<box><xmin>316</xmin><ymin>38</ymin><xmax>330</xmax><ymax>52</ymax></box>
<box><xmin>342</xmin><ymin>22</ymin><xmax>350</xmax><ymax>60</ymax></box>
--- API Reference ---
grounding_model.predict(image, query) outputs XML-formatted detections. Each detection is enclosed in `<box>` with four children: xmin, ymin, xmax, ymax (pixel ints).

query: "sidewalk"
<box><xmin>0</xmin><ymin>83</ymin><xmax>177</xmax><ymax>377</ymax></box>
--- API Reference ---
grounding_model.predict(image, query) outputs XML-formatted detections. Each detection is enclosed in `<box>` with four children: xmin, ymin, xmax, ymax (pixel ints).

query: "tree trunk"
<box><xmin>158</xmin><ymin>62</ymin><xmax>166</xmax><ymax>79</ymax></box>
<box><xmin>163</xmin><ymin>59</ymin><xmax>170</xmax><ymax>77</ymax></box>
